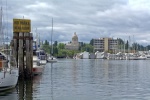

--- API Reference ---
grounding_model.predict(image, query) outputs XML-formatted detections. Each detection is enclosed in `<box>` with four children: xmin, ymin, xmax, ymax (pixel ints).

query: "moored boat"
<box><xmin>36</xmin><ymin>49</ymin><xmax>47</xmax><ymax>65</ymax></box>
<box><xmin>0</xmin><ymin>7</ymin><xmax>18</xmax><ymax>91</ymax></box>
<box><xmin>32</xmin><ymin>49</ymin><xmax>45</xmax><ymax>75</ymax></box>
<box><xmin>0</xmin><ymin>50</ymin><xmax>18</xmax><ymax>91</ymax></box>
<box><xmin>47</xmin><ymin>56</ymin><xmax>57</xmax><ymax>63</ymax></box>
<box><xmin>47</xmin><ymin>18</ymin><xmax>58</xmax><ymax>63</ymax></box>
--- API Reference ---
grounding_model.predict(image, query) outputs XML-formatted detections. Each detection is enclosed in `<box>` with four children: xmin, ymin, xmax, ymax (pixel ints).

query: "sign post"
<box><xmin>13</xmin><ymin>18</ymin><xmax>33</xmax><ymax>79</ymax></box>
<box><xmin>13</xmin><ymin>19</ymin><xmax>31</xmax><ymax>33</ymax></box>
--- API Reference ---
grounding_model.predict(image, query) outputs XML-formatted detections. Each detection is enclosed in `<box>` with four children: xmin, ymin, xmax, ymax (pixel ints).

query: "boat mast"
<box><xmin>0</xmin><ymin>7</ymin><xmax>2</xmax><ymax>47</ymax></box>
<box><xmin>51</xmin><ymin>18</ymin><xmax>53</xmax><ymax>56</ymax></box>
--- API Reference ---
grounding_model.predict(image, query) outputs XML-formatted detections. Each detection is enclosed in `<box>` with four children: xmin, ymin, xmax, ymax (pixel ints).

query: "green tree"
<box><xmin>54</xmin><ymin>41</ymin><xmax>58</xmax><ymax>47</ymax></box>
<box><xmin>53</xmin><ymin>46</ymin><xmax>58</xmax><ymax>56</ymax></box>
<box><xmin>58</xmin><ymin>43</ymin><xmax>65</xmax><ymax>49</ymax></box>
<box><xmin>81</xmin><ymin>44</ymin><xmax>93</xmax><ymax>53</ymax></box>
<box><xmin>42</xmin><ymin>44</ymin><xmax>50</xmax><ymax>53</ymax></box>
<box><xmin>125</xmin><ymin>40</ymin><xmax>129</xmax><ymax>50</ymax></box>
<box><xmin>44</xmin><ymin>40</ymin><xmax>49</xmax><ymax>45</ymax></box>
<box><xmin>90</xmin><ymin>39</ymin><xmax>94</xmax><ymax>46</ymax></box>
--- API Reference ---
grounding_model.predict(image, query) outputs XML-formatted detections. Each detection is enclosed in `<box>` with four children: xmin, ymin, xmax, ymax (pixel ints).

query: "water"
<box><xmin>1</xmin><ymin>59</ymin><xmax>150</xmax><ymax>100</ymax></box>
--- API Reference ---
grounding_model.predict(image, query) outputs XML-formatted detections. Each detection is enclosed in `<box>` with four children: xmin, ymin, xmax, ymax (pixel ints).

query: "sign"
<box><xmin>13</xmin><ymin>19</ymin><xmax>31</xmax><ymax>33</ymax></box>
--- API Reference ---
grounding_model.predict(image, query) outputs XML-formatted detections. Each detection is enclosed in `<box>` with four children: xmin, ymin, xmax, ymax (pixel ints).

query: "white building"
<box><xmin>65</xmin><ymin>32</ymin><xmax>79</xmax><ymax>50</ymax></box>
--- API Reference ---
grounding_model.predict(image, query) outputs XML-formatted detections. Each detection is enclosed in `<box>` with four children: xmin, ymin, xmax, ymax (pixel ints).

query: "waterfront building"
<box><xmin>65</xmin><ymin>32</ymin><xmax>79</xmax><ymax>50</ymax></box>
<box><xmin>93</xmin><ymin>37</ymin><xmax>118</xmax><ymax>53</ymax></box>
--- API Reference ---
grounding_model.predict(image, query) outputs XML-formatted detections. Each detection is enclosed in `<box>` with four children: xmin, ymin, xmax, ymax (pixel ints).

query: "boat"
<box><xmin>145</xmin><ymin>54</ymin><xmax>150</xmax><ymax>60</ymax></box>
<box><xmin>36</xmin><ymin>49</ymin><xmax>47</xmax><ymax>65</ymax></box>
<box><xmin>33</xmin><ymin>32</ymin><xmax>47</xmax><ymax>65</ymax></box>
<box><xmin>0</xmin><ymin>49</ymin><xmax>18</xmax><ymax>91</ymax></box>
<box><xmin>137</xmin><ymin>55</ymin><xmax>146</xmax><ymax>60</ymax></box>
<box><xmin>32</xmin><ymin>65</ymin><xmax>44</xmax><ymax>75</ymax></box>
<box><xmin>47</xmin><ymin>56</ymin><xmax>57</xmax><ymax>63</ymax></box>
<box><xmin>32</xmin><ymin>38</ymin><xmax>46</xmax><ymax>75</ymax></box>
<box><xmin>32</xmin><ymin>49</ymin><xmax>45</xmax><ymax>75</ymax></box>
<box><xmin>47</xmin><ymin>18</ymin><xmax>57</xmax><ymax>63</ymax></box>
<box><xmin>0</xmin><ymin>7</ymin><xmax>18</xmax><ymax>91</ymax></box>
<box><xmin>33</xmin><ymin>56</ymin><xmax>43</xmax><ymax>76</ymax></box>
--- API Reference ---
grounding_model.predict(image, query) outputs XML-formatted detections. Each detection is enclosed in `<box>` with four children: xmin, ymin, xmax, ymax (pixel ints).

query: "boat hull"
<box><xmin>33</xmin><ymin>66</ymin><xmax>44</xmax><ymax>75</ymax></box>
<box><xmin>33</xmin><ymin>61</ymin><xmax>44</xmax><ymax>75</ymax></box>
<box><xmin>47</xmin><ymin>59</ymin><xmax>57</xmax><ymax>63</ymax></box>
<box><xmin>0</xmin><ymin>68</ymin><xmax>18</xmax><ymax>91</ymax></box>
<box><xmin>47</xmin><ymin>57</ymin><xmax>57</xmax><ymax>63</ymax></box>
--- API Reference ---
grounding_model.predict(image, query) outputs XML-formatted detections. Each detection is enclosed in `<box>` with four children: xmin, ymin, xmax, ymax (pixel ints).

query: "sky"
<box><xmin>1</xmin><ymin>0</ymin><xmax>150</xmax><ymax>45</ymax></box>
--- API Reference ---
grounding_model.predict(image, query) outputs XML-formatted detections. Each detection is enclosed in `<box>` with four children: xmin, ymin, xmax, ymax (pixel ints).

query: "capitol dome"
<box><xmin>65</xmin><ymin>32</ymin><xmax>79</xmax><ymax>50</ymax></box>
<box><xmin>72</xmin><ymin>32</ymin><xmax>78</xmax><ymax>41</ymax></box>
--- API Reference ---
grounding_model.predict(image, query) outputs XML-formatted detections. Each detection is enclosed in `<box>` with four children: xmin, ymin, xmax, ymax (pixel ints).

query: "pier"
<box><xmin>13</xmin><ymin>19</ymin><xmax>33</xmax><ymax>79</ymax></box>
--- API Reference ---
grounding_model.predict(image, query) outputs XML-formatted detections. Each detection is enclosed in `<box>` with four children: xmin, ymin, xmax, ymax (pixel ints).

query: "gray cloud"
<box><xmin>1</xmin><ymin>0</ymin><xmax>150</xmax><ymax>45</ymax></box>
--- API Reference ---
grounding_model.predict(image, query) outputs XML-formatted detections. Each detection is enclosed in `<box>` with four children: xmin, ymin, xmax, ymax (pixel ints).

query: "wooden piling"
<box><xmin>19</xmin><ymin>32</ymin><xmax>24</xmax><ymax>78</ymax></box>
<box><xmin>18</xmin><ymin>79</ymin><xmax>25</xmax><ymax>100</ymax></box>
<box><xmin>25</xmin><ymin>32</ymin><xmax>33</xmax><ymax>78</ymax></box>
<box><xmin>13</xmin><ymin>32</ymin><xmax>19</xmax><ymax>67</ymax></box>
<box><xmin>25</xmin><ymin>79</ymin><xmax>33</xmax><ymax>100</ymax></box>
<box><xmin>13</xmin><ymin>18</ymin><xmax>33</xmax><ymax>79</ymax></box>
<box><xmin>30</xmin><ymin>33</ymin><xmax>33</xmax><ymax>75</ymax></box>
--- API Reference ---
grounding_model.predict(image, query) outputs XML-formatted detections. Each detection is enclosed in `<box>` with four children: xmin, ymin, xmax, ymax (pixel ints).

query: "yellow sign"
<box><xmin>13</xmin><ymin>19</ymin><xmax>31</xmax><ymax>33</ymax></box>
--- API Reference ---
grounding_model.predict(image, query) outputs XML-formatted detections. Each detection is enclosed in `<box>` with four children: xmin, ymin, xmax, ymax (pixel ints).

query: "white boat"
<box><xmin>0</xmin><ymin>7</ymin><xmax>18</xmax><ymax>91</ymax></box>
<box><xmin>32</xmin><ymin>64</ymin><xmax>44</xmax><ymax>75</ymax></box>
<box><xmin>0</xmin><ymin>50</ymin><xmax>18</xmax><ymax>91</ymax></box>
<box><xmin>145</xmin><ymin>55</ymin><xmax>150</xmax><ymax>60</ymax></box>
<box><xmin>33</xmin><ymin>56</ymin><xmax>44</xmax><ymax>75</ymax></box>
<box><xmin>36</xmin><ymin>49</ymin><xmax>47</xmax><ymax>65</ymax></box>
<box><xmin>32</xmin><ymin>50</ymin><xmax>45</xmax><ymax>75</ymax></box>
<box><xmin>47</xmin><ymin>56</ymin><xmax>57</xmax><ymax>63</ymax></box>
<box><xmin>47</xmin><ymin>18</ymin><xmax>57</xmax><ymax>63</ymax></box>
<box><xmin>95</xmin><ymin>51</ymin><xmax>107</xmax><ymax>59</ymax></box>
<box><xmin>137</xmin><ymin>55</ymin><xmax>146</xmax><ymax>60</ymax></box>
<box><xmin>32</xmin><ymin>29</ymin><xmax>47</xmax><ymax>65</ymax></box>
<box><xmin>32</xmin><ymin>41</ymin><xmax>46</xmax><ymax>75</ymax></box>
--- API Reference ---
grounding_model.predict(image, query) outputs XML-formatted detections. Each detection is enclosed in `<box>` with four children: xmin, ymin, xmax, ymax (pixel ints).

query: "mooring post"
<box><xmin>19</xmin><ymin>32</ymin><xmax>24</xmax><ymax>78</ymax></box>
<box><xmin>30</xmin><ymin>33</ymin><xmax>33</xmax><ymax>76</ymax></box>
<box><xmin>25</xmin><ymin>78</ymin><xmax>33</xmax><ymax>99</ymax></box>
<box><xmin>13</xmin><ymin>32</ymin><xmax>19</xmax><ymax>67</ymax></box>
<box><xmin>18</xmin><ymin>79</ymin><xmax>25</xmax><ymax>100</ymax></box>
<box><xmin>25</xmin><ymin>32</ymin><xmax>32</xmax><ymax>78</ymax></box>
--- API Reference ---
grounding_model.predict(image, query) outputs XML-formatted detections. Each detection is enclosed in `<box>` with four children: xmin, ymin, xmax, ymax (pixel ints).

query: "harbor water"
<box><xmin>1</xmin><ymin>59</ymin><xmax>150</xmax><ymax>100</ymax></box>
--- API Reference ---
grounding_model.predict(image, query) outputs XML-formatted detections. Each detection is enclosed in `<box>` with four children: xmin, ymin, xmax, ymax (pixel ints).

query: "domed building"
<box><xmin>65</xmin><ymin>32</ymin><xmax>79</xmax><ymax>50</ymax></box>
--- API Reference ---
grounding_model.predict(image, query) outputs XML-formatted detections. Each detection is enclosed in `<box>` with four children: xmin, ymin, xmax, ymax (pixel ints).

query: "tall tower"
<box><xmin>72</xmin><ymin>32</ymin><xmax>78</xmax><ymax>45</ymax></box>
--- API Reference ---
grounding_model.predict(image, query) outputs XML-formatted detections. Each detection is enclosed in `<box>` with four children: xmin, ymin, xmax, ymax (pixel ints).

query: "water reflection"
<box><xmin>1</xmin><ymin>59</ymin><xmax>150</xmax><ymax>100</ymax></box>
<box><xmin>0</xmin><ymin>88</ymin><xmax>18</xmax><ymax>100</ymax></box>
<box><xmin>50</xmin><ymin>63</ymin><xmax>54</xmax><ymax>100</ymax></box>
<box><xmin>18</xmin><ymin>79</ymin><xmax>33</xmax><ymax>100</ymax></box>
<box><xmin>17</xmin><ymin>70</ymin><xmax>42</xmax><ymax>100</ymax></box>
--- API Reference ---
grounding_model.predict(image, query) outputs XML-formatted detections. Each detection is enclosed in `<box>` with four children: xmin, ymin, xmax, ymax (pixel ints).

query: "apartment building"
<box><xmin>93</xmin><ymin>38</ymin><xmax>118</xmax><ymax>53</ymax></box>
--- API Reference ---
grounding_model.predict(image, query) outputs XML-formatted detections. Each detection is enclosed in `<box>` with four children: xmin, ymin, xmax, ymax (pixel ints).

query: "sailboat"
<box><xmin>33</xmin><ymin>29</ymin><xmax>47</xmax><ymax>65</ymax></box>
<box><xmin>47</xmin><ymin>18</ymin><xmax>57</xmax><ymax>63</ymax></box>
<box><xmin>0</xmin><ymin>7</ymin><xmax>18</xmax><ymax>91</ymax></box>
<box><xmin>32</xmin><ymin>31</ymin><xmax>46</xmax><ymax>75</ymax></box>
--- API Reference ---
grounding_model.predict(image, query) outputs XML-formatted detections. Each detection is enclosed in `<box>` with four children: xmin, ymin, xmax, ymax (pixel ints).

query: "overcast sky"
<box><xmin>1</xmin><ymin>0</ymin><xmax>150</xmax><ymax>45</ymax></box>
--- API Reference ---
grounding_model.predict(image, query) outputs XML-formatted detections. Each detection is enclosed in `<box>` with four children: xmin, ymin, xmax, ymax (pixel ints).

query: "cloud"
<box><xmin>0</xmin><ymin>0</ymin><xmax>150</xmax><ymax>45</ymax></box>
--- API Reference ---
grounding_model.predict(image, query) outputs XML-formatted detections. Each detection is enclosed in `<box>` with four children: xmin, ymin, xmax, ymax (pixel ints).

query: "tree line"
<box><xmin>41</xmin><ymin>40</ymin><xmax>93</xmax><ymax>58</ymax></box>
<box><xmin>41</xmin><ymin>39</ymin><xmax>149</xmax><ymax>58</ymax></box>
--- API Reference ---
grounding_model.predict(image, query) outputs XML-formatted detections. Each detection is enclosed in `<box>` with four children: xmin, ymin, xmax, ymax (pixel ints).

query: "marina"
<box><xmin>1</xmin><ymin>0</ymin><xmax>150</xmax><ymax>100</ymax></box>
<box><xmin>0</xmin><ymin>59</ymin><xmax>150</xmax><ymax>100</ymax></box>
